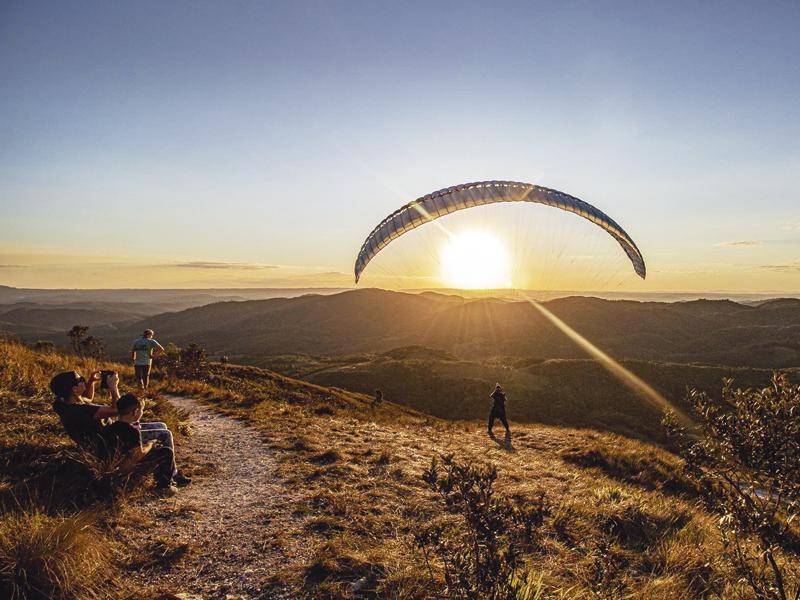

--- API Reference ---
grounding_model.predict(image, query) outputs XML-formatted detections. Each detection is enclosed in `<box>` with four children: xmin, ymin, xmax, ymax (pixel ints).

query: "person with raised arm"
<box><xmin>49</xmin><ymin>370</ymin><xmax>120</xmax><ymax>448</ymax></box>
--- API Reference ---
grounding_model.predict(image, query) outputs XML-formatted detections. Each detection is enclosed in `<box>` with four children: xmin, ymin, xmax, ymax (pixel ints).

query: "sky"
<box><xmin>1</xmin><ymin>0</ymin><xmax>798</xmax><ymax>291</ymax></box>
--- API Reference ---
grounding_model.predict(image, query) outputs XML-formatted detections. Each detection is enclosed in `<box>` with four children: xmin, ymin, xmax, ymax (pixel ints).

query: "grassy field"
<box><xmin>3</xmin><ymin>339</ymin><xmax>797</xmax><ymax>598</ymax></box>
<box><xmin>157</xmin><ymin>360</ymin><xmax>792</xmax><ymax>599</ymax></box>
<box><xmin>251</xmin><ymin>349</ymin><xmax>793</xmax><ymax>445</ymax></box>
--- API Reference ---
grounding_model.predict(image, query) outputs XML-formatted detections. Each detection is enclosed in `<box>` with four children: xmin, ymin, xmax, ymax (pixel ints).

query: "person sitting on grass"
<box><xmin>49</xmin><ymin>370</ymin><xmax>120</xmax><ymax>450</ymax></box>
<box><xmin>101</xmin><ymin>393</ymin><xmax>190</xmax><ymax>493</ymax></box>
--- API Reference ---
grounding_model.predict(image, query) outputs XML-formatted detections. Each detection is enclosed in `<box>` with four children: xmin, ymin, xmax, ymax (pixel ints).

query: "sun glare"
<box><xmin>440</xmin><ymin>230</ymin><xmax>512</xmax><ymax>289</ymax></box>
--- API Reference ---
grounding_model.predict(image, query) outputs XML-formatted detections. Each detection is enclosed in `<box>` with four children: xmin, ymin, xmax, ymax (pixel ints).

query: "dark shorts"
<box><xmin>134</xmin><ymin>364</ymin><xmax>151</xmax><ymax>381</ymax></box>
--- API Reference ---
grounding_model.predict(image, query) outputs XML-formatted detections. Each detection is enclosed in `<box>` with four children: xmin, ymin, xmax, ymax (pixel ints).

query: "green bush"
<box><xmin>666</xmin><ymin>374</ymin><xmax>800</xmax><ymax>600</ymax></box>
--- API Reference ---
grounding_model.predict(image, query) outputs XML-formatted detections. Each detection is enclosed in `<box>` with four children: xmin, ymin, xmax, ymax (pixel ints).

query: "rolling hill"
<box><xmin>104</xmin><ymin>289</ymin><xmax>800</xmax><ymax>368</ymax></box>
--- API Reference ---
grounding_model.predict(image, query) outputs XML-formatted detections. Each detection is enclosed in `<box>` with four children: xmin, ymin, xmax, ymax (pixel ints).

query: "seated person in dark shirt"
<box><xmin>102</xmin><ymin>393</ymin><xmax>181</xmax><ymax>492</ymax></box>
<box><xmin>49</xmin><ymin>370</ymin><xmax>120</xmax><ymax>449</ymax></box>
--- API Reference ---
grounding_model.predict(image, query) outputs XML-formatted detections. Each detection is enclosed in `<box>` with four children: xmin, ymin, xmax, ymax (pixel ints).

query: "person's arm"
<box><xmin>131</xmin><ymin>344</ymin><xmax>137</xmax><ymax>362</ymax></box>
<box><xmin>93</xmin><ymin>405</ymin><xmax>118</xmax><ymax>419</ymax></box>
<box><xmin>91</xmin><ymin>373</ymin><xmax>120</xmax><ymax>420</ymax></box>
<box><xmin>153</xmin><ymin>342</ymin><xmax>166</xmax><ymax>357</ymax></box>
<box><xmin>84</xmin><ymin>371</ymin><xmax>101</xmax><ymax>401</ymax></box>
<box><xmin>129</xmin><ymin>439</ymin><xmax>154</xmax><ymax>461</ymax></box>
<box><xmin>119</xmin><ymin>439</ymin><xmax>153</xmax><ymax>471</ymax></box>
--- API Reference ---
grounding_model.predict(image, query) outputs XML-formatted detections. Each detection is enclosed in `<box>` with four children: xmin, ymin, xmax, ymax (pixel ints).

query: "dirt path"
<box><xmin>128</xmin><ymin>395</ymin><xmax>300</xmax><ymax>599</ymax></box>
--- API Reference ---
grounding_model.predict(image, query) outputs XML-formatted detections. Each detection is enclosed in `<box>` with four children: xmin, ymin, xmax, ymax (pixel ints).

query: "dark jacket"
<box><xmin>490</xmin><ymin>389</ymin><xmax>506</xmax><ymax>407</ymax></box>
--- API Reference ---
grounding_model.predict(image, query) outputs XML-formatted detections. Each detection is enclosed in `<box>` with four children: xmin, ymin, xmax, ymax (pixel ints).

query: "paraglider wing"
<box><xmin>354</xmin><ymin>181</ymin><xmax>646</xmax><ymax>283</ymax></box>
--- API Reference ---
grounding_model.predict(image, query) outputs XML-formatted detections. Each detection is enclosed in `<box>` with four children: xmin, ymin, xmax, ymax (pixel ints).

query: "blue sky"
<box><xmin>1</xmin><ymin>1</ymin><xmax>798</xmax><ymax>290</ymax></box>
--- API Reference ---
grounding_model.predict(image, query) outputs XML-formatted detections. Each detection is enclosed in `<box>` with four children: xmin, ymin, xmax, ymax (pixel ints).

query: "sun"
<box><xmin>440</xmin><ymin>230</ymin><xmax>513</xmax><ymax>289</ymax></box>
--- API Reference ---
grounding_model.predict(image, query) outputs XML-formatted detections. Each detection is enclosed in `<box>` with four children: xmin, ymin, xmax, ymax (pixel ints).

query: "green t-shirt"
<box><xmin>132</xmin><ymin>337</ymin><xmax>160</xmax><ymax>366</ymax></box>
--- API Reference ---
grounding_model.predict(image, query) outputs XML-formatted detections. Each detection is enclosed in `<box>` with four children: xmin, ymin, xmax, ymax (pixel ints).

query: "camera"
<box><xmin>100</xmin><ymin>370</ymin><xmax>117</xmax><ymax>390</ymax></box>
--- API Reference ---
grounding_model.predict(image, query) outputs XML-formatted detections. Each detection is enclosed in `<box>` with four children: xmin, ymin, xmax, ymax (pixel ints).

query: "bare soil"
<box><xmin>126</xmin><ymin>395</ymin><xmax>304</xmax><ymax>599</ymax></box>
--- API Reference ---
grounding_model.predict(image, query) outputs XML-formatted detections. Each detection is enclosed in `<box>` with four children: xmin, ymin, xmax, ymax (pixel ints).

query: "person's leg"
<box><xmin>138</xmin><ymin>425</ymin><xmax>189</xmax><ymax>485</ymax></box>
<box><xmin>139</xmin><ymin>446</ymin><xmax>176</xmax><ymax>487</ymax></box>
<box><xmin>499</xmin><ymin>407</ymin><xmax>510</xmax><ymax>432</ymax></box>
<box><xmin>141</xmin><ymin>364</ymin><xmax>151</xmax><ymax>390</ymax></box>
<box><xmin>134</xmin><ymin>365</ymin><xmax>146</xmax><ymax>390</ymax></box>
<box><xmin>488</xmin><ymin>406</ymin><xmax>497</xmax><ymax>434</ymax></box>
<box><xmin>140</xmin><ymin>426</ymin><xmax>174</xmax><ymax>452</ymax></box>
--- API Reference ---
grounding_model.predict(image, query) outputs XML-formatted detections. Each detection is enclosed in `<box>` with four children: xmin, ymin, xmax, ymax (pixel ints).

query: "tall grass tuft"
<box><xmin>0</xmin><ymin>508</ymin><xmax>115</xmax><ymax>600</ymax></box>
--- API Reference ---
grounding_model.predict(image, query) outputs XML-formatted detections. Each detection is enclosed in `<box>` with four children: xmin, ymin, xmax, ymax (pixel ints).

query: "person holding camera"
<box><xmin>131</xmin><ymin>329</ymin><xmax>165</xmax><ymax>391</ymax></box>
<box><xmin>49</xmin><ymin>370</ymin><xmax>120</xmax><ymax>448</ymax></box>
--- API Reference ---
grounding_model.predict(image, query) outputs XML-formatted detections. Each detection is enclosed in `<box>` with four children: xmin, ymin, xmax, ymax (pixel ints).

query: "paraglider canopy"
<box><xmin>354</xmin><ymin>181</ymin><xmax>646</xmax><ymax>284</ymax></box>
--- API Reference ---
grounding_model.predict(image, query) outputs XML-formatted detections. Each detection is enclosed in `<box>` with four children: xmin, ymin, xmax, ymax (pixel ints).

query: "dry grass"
<box><xmin>0</xmin><ymin>339</ymin><xmax>191</xmax><ymax>599</ymax></box>
<box><xmin>0</xmin><ymin>508</ymin><xmax>115</xmax><ymax>600</ymax></box>
<box><xmin>0</xmin><ymin>337</ymin><xmax>770</xmax><ymax>598</ymax></box>
<box><xmin>156</xmin><ymin>362</ymin><xmax>758</xmax><ymax>598</ymax></box>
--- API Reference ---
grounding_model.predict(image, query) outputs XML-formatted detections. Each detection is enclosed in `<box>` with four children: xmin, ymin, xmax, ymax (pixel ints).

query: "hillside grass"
<box><xmin>255</xmin><ymin>351</ymin><xmax>795</xmax><ymax>446</ymax></box>
<box><xmin>5</xmin><ymin>338</ymin><xmax>795</xmax><ymax>598</ymax></box>
<box><xmin>0</xmin><ymin>339</ymin><xmax>187</xmax><ymax>599</ymax></box>
<box><xmin>156</xmin><ymin>361</ymin><xmax>770</xmax><ymax>598</ymax></box>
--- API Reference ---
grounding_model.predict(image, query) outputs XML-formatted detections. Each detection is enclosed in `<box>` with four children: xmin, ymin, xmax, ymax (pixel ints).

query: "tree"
<box><xmin>666</xmin><ymin>374</ymin><xmax>800</xmax><ymax>600</ymax></box>
<box><xmin>67</xmin><ymin>325</ymin><xmax>89</xmax><ymax>355</ymax></box>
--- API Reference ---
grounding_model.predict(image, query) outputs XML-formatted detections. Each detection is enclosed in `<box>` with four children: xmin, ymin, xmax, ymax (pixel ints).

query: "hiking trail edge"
<box><xmin>127</xmin><ymin>395</ymin><xmax>301</xmax><ymax>599</ymax></box>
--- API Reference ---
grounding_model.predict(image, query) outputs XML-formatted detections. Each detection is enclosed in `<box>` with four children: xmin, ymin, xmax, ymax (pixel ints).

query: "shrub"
<box><xmin>179</xmin><ymin>344</ymin><xmax>207</xmax><ymax>380</ymax></box>
<box><xmin>78</xmin><ymin>336</ymin><xmax>105</xmax><ymax>360</ymax></box>
<box><xmin>33</xmin><ymin>341</ymin><xmax>55</xmax><ymax>353</ymax></box>
<box><xmin>666</xmin><ymin>374</ymin><xmax>800</xmax><ymax>600</ymax></box>
<box><xmin>415</xmin><ymin>455</ymin><xmax>550</xmax><ymax>599</ymax></box>
<box><xmin>154</xmin><ymin>343</ymin><xmax>182</xmax><ymax>381</ymax></box>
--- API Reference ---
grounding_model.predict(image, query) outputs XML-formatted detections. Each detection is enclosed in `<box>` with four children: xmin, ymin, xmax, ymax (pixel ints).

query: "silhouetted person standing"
<box><xmin>488</xmin><ymin>383</ymin><xmax>510</xmax><ymax>436</ymax></box>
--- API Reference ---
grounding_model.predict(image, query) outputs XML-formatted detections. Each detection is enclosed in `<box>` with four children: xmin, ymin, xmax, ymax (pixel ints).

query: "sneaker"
<box><xmin>172</xmin><ymin>472</ymin><xmax>192</xmax><ymax>487</ymax></box>
<box><xmin>155</xmin><ymin>482</ymin><xmax>178</xmax><ymax>496</ymax></box>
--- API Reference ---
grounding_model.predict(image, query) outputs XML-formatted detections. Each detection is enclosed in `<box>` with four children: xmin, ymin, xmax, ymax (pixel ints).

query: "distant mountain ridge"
<box><xmin>102</xmin><ymin>289</ymin><xmax>800</xmax><ymax>368</ymax></box>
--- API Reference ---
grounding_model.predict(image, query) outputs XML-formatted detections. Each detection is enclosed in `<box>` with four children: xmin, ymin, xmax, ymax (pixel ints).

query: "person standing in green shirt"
<box><xmin>131</xmin><ymin>329</ymin><xmax>165</xmax><ymax>391</ymax></box>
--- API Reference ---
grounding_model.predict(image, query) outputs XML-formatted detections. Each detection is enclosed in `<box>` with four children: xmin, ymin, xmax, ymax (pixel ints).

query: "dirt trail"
<box><xmin>129</xmin><ymin>395</ymin><xmax>300</xmax><ymax>599</ymax></box>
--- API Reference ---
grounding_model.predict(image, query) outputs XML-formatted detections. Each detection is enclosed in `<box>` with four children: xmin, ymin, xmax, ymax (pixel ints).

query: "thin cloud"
<box><xmin>781</xmin><ymin>221</ymin><xmax>800</xmax><ymax>231</ymax></box>
<box><xmin>760</xmin><ymin>262</ymin><xmax>800</xmax><ymax>273</ymax></box>
<box><xmin>0</xmin><ymin>264</ymin><xmax>29</xmax><ymax>269</ymax></box>
<box><xmin>173</xmin><ymin>261</ymin><xmax>279</xmax><ymax>270</ymax></box>
<box><xmin>716</xmin><ymin>241</ymin><xmax>760</xmax><ymax>248</ymax></box>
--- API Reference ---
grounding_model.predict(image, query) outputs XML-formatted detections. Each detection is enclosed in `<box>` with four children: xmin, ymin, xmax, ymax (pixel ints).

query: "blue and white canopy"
<box><xmin>354</xmin><ymin>180</ymin><xmax>646</xmax><ymax>283</ymax></box>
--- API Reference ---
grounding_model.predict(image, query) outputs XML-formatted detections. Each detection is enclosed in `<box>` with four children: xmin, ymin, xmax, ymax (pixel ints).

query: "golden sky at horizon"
<box><xmin>1</xmin><ymin>243</ymin><xmax>798</xmax><ymax>293</ymax></box>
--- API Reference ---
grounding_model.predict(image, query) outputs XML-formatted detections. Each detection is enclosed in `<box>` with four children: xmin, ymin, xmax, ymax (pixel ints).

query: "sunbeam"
<box><xmin>520</xmin><ymin>291</ymin><xmax>694</xmax><ymax>427</ymax></box>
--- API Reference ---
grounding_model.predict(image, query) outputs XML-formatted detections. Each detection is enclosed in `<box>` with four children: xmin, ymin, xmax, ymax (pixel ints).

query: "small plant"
<box><xmin>666</xmin><ymin>374</ymin><xmax>800</xmax><ymax>600</ymax></box>
<box><xmin>415</xmin><ymin>455</ymin><xmax>550</xmax><ymax>599</ymax></box>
